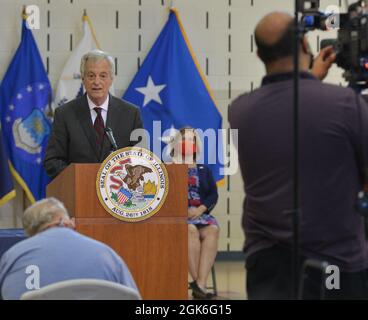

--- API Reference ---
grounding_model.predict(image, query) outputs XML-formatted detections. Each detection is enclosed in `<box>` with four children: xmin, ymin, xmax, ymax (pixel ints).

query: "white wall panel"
<box><xmin>0</xmin><ymin>0</ymin><xmax>350</xmax><ymax>253</ymax></box>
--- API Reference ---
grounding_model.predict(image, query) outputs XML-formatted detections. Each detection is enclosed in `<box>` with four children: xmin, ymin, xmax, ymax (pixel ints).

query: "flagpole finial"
<box><xmin>169</xmin><ymin>0</ymin><xmax>175</xmax><ymax>9</ymax></box>
<box><xmin>22</xmin><ymin>5</ymin><xmax>28</xmax><ymax>20</ymax></box>
<box><xmin>82</xmin><ymin>9</ymin><xmax>88</xmax><ymax>22</ymax></box>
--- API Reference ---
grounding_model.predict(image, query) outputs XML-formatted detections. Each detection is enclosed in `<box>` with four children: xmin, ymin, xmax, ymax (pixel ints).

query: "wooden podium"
<box><xmin>46</xmin><ymin>163</ymin><xmax>188</xmax><ymax>300</ymax></box>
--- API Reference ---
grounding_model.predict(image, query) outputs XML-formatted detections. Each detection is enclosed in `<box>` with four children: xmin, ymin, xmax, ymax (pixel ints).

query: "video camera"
<box><xmin>300</xmin><ymin>0</ymin><xmax>368</xmax><ymax>89</ymax></box>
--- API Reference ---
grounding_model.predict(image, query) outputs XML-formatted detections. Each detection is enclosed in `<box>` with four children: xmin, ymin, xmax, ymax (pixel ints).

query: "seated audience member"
<box><xmin>171</xmin><ymin>127</ymin><xmax>219</xmax><ymax>299</ymax></box>
<box><xmin>0</xmin><ymin>197</ymin><xmax>138</xmax><ymax>300</ymax></box>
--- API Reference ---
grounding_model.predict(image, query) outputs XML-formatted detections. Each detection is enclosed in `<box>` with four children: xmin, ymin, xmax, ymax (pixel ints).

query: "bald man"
<box><xmin>230</xmin><ymin>12</ymin><xmax>368</xmax><ymax>299</ymax></box>
<box><xmin>255</xmin><ymin>12</ymin><xmax>335</xmax><ymax>79</ymax></box>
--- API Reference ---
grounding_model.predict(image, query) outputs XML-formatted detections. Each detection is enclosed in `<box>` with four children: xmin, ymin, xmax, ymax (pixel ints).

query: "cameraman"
<box><xmin>229</xmin><ymin>11</ymin><xmax>368</xmax><ymax>299</ymax></box>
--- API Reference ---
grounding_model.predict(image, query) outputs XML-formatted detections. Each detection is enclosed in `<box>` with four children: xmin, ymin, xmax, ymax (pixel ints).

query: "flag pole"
<box><xmin>13</xmin><ymin>6</ymin><xmax>33</xmax><ymax>206</ymax></box>
<box><xmin>83</xmin><ymin>9</ymin><xmax>101</xmax><ymax>49</ymax></box>
<box><xmin>22</xmin><ymin>5</ymin><xmax>29</xmax><ymax>21</ymax></box>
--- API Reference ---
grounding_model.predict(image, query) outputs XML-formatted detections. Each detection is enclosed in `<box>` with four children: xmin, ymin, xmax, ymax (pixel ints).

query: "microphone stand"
<box><xmin>104</xmin><ymin>127</ymin><xmax>118</xmax><ymax>153</ymax></box>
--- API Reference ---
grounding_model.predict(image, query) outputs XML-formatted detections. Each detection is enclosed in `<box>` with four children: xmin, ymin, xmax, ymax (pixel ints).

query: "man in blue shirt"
<box><xmin>0</xmin><ymin>197</ymin><xmax>138</xmax><ymax>300</ymax></box>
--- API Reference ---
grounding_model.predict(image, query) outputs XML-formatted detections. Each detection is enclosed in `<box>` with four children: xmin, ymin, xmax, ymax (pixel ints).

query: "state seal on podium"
<box><xmin>96</xmin><ymin>147</ymin><xmax>169</xmax><ymax>222</ymax></box>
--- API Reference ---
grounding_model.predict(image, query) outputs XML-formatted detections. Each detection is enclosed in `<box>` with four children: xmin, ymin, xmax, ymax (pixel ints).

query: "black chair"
<box><xmin>207</xmin><ymin>265</ymin><xmax>218</xmax><ymax>296</ymax></box>
<box><xmin>188</xmin><ymin>265</ymin><xmax>218</xmax><ymax>296</ymax></box>
<box><xmin>298</xmin><ymin>258</ymin><xmax>330</xmax><ymax>300</ymax></box>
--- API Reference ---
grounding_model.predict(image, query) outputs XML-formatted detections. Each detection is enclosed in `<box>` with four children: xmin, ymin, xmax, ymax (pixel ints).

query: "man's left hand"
<box><xmin>311</xmin><ymin>46</ymin><xmax>336</xmax><ymax>81</ymax></box>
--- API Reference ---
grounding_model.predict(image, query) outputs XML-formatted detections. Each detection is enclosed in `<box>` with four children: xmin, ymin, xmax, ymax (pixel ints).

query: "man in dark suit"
<box><xmin>44</xmin><ymin>50</ymin><xmax>143</xmax><ymax>179</ymax></box>
<box><xmin>229</xmin><ymin>12</ymin><xmax>368</xmax><ymax>299</ymax></box>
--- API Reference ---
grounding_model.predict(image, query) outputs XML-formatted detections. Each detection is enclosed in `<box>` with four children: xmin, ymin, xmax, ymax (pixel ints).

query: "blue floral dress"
<box><xmin>188</xmin><ymin>167</ymin><xmax>218</xmax><ymax>227</ymax></box>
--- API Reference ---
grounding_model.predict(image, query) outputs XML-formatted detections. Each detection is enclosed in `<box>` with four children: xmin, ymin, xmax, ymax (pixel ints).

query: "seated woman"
<box><xmin>171</xmin><ymin>127</ymin><xmax>219</xmax><ymax>299</ymax></box>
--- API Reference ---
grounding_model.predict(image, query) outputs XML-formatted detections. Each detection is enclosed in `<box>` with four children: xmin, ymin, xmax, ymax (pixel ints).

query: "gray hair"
<box><xmin>22</xmin><ymin>198</ymin><xmax>69</xmax><ymax>236</ymax></box>
<box><xmin>80</xmin><ymin>49</ymin><xmax>115</xmax><ymax>79</ymax></box>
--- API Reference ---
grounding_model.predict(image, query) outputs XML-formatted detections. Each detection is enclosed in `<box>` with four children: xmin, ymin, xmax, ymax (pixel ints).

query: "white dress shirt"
<box><xmin>87</xmin><ymin>94</ymin><xmax>109</xmax><ymax>126</ymax></box>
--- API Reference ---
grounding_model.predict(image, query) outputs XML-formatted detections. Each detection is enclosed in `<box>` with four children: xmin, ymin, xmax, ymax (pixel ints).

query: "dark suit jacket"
<box><xmin>44</xmin><ymin>94</ymin><xmax>143</xmax><ymax>179</ymax></box>
<box><xmin>197</xmin><ymin>164</ymin><xmax>218</xmax><ymax>214</ymax></box>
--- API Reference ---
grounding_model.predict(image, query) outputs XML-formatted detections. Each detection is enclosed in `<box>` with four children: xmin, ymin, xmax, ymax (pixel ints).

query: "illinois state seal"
<box><xmin>96</xmin><ymin>147</ymin><xmax>169</xmax><ymax>222</ymax></box>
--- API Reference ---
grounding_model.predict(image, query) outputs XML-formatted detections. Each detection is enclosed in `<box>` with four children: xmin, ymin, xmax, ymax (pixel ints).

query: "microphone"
<box><xmin>104</xmin><ymin>127</ymin><xmax>118</xmax><ymax>152</ymax></box>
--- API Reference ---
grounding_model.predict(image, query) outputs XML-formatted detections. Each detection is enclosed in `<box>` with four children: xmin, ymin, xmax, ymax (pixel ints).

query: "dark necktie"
<box><xmin>93</xmin><ymin>107</ymin><xmax>105</xmax><ymax>146</ymax></box>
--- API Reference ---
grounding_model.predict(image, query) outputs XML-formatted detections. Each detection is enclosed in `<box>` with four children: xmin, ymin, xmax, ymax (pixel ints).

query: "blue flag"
<box><xmin>0</xmin><ymin>19</ymin><xmax>52</xmax><ymax>202</ymax></box>
<box><xmin>0</xmin><ymin>131</ymin><xmax>15</xmax><ymax>206</ymax></box>
<box><xmin>123</xmin><ymin>8</ymin><xmax>224</xmax><ymax>182</ymax></box>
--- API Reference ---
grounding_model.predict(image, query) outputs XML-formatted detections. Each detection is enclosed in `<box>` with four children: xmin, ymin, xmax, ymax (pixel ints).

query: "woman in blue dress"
<box><xmin>171</xmin><ymin>127</ymin><xmax>219</xmax><ymax>299</ymax></box>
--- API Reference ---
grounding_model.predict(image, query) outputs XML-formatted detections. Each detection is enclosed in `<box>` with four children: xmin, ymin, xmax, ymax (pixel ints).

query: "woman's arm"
<box><xmin>200</xmin><ymin>166</ymin><xmax>218</xmax><ymax>213</ymax></box>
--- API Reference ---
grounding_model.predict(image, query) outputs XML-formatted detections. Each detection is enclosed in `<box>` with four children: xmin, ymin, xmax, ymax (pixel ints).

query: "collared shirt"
<box><xmin>0</xmin><ymin>228</ymin><xmax>138</xmax><ymax>300</ymax></box>
<box><xmin>229</xmin><ymin>71</ymin><xmax>368</xmax><ymax>272</ymax></box>
<box><xmin>261</xmin><ymin>70</ymin><xmax>316</xmax><ymax>86</ymax></box>
<box><xmin>87</xmin><ymin>94</ymin><xmax>109</xmax><ymax>126</ymax></box>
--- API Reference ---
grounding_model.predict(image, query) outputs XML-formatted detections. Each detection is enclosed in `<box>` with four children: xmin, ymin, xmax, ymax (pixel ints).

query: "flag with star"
<box><xmin>122</xmin><ymin>8</ymin><xmax>224</xmax><ymax>182</ymax></box>
<box><xmin>0</xmin><ymin>16</ymin><xmax>52</xmax><ymax>202</ymax></box>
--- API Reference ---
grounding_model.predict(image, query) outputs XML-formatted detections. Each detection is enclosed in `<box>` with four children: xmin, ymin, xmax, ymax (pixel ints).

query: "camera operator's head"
<box><xmin>255</xmin><ymin>12</ymin><xmax>313</xmax><ymax>75</ymax></box>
